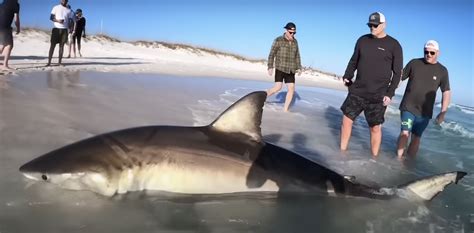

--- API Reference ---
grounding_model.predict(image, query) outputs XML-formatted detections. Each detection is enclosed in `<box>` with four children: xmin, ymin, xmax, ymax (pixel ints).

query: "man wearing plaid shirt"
<box><xmin>267</xmin><ymin>22</ymin><xmax>302</xmax><ymax>112</ymax></box>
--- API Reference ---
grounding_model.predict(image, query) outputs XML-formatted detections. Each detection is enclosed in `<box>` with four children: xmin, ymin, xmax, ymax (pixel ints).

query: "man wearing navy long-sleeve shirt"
<box><xmin>340</xmin><ymin>12</ymin><xmax>403</xmax><ymax>156</ymax></box>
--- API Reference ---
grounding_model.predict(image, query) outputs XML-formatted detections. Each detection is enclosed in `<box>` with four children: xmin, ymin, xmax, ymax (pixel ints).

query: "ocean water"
<box><xmin>0</xmin><ymin>71</ymin><xmax>473</xmax><ymax>233</ymax></box>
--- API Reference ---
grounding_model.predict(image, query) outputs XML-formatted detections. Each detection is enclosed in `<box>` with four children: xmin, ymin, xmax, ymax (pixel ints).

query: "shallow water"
<box><xmin>1</xmin><ymin>71</ymin><xmax>472</xmax><ymax>232</ymax></box>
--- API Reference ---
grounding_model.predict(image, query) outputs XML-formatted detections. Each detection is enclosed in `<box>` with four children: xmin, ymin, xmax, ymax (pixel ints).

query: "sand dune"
<box><xmin>4</xmin><ymin>28</ymin><xmax>344</xmax><ymax>90</ymax></box>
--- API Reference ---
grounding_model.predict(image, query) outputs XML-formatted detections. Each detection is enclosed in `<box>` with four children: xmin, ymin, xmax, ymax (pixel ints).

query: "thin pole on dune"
<box><xmin>100</xmin><ymin>19</ymin><xmax>103</xmax><ymax>34</ymax></box>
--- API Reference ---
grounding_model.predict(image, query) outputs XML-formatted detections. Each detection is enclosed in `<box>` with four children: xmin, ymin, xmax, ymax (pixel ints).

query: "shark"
<box><xmin>19</xmin><ymin>91</ymin><xmax>466</xmax><ymax>200</ymax></box>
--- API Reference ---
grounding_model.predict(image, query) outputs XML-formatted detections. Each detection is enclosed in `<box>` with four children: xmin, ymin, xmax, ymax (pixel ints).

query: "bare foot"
<box><xmin>45</xmin><ymin>63</ymin><xmax>51</xmax><ymax>67</ymax></box>
<box><xmin>1</xmin><ymin>66</ymin><xmax>15</xmax><ymax>71</ymax></box>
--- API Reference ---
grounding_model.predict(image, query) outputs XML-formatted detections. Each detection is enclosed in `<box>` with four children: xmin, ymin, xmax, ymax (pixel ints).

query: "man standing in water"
<box><xmin>397</xmin><ymin>40</ymin><xmax>451</xmax><ymax>158</ymax></box>
<box><xmin>267</xmin><ymin>22</ymin><xmax>302</xmax><ymax>112</ymax></box>
<box><xmin>46</xmin><ymin>0</ymin><xmax>72</xmax><ymax>67</ymax></box>
<box><xmin>0</xmin><ymin>0</ymin><xmax>20</xmax><ymax>70</ymax></box>
<box><xmin>340</xmin><ymin>12</ymin><xmax>403</xmax><ymax>156</ymax></box>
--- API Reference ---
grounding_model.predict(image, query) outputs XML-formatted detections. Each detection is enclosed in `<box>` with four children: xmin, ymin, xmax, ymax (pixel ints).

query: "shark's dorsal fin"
<box><xmin>210</xmin><ymin>91</ymin><xmax>267</xmax><ymax>142</ymax></box>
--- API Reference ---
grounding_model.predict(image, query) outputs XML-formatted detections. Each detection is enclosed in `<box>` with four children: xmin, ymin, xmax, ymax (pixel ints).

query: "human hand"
<box><xmin>383</xmin><ymin>96</ymin><xmax>391</xmax><ymax>106</ymax></box>
<box><xmin>267</xmin><ymin>68</ymin><xmax>273</xmax><ymax>76</ymax></box>
<box><xmin>435</xmin><ymin>111</ymin><xmax>446</xmax><ymax>124</ymax></box>
<box><xmin>58</xmin><ymin>19</ymin><xmax>65</xmax><ymax>24</ymax></box>
<box><xmin>16</xmin><ymin>28</ymin><xmax>20</xmax><ymax>34</ymax></box>
<box><xmin>343</xmin><ymin>78</ymin><xmax>353</xmax><ymax>87</ymax></box>
<box><xmin>297</xmin><ymin>69</ymin><xmax>302</xmax><ymax>76</ymax></box>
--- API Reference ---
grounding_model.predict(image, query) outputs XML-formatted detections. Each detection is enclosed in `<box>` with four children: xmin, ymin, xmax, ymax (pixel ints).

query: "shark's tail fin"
<box><xmin>398</xmin><ymin>171</ymin><xmax>467</xmax><ymax>201</ymax></box>
<box><xmin>210</xmin><ymin>91</ymin><xmax>267</xmax><ymax>142</ymax></box>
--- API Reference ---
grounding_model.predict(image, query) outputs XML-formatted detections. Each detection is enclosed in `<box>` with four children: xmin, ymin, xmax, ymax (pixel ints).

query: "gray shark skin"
<box><xmin>19</xmin><ymin>91</ymin><xmax>467</xmax><ymax>200</ymax></box>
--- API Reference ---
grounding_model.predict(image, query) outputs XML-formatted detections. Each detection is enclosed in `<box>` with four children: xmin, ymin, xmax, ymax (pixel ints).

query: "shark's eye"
<box><xmin>41</xmin><ymin>175</ymin><xmax>48</xmax><ymax>181</ymax></box>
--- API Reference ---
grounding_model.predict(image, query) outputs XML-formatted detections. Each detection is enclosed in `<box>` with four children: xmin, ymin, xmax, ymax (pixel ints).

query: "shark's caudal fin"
<box><xmin>399</xmin><ymin>171</ymin><xmax>467</xmax><ymax>201</ymax></box>
<box><xmin>210</xmin><ymin>91</ymin><xmax>267</xmax><ymax>142</ymax></box>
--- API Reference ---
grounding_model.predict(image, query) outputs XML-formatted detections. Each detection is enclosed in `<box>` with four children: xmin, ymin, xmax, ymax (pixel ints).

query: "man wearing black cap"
<box><xmin>340</xmin><ymin>12</ymin><xmax>403</xmax><ymax>156</ymax></box>
<box><xmin>267</xmin><ymin>22</ymin><xmax>302</xmax><ymax>112</ymax></box>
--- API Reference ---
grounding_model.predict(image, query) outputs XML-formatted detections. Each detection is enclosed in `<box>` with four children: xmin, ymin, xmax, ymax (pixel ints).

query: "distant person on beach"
<box><xmin>72</xmin><ymin>8</ymin><xmax>86</xmax><ymax>57</ymax></box>
<box><xmin>267</xmin><ymin>22</ymin><xmax>302</xmax><ymax>112</ymax></box>
<box><xmin>397</xmin><ymin>40</ymin><xmax>451</xmax><ymax>158</ymax></box>
<box><xmin>339</xmin><ymin>12</ymin><xmax>403</xmax><ymax>156</ymax></box>
<box><xmin>0</xmin><ymin>0</ymin><xmax>20</xmax><ymax>70</ymax></box>
<box><xmin>66</xmin><ymin>4</ymin><xmax>76</xmax><ymax>58</ymax></box>
<box><xmin>46</xmin><ymin>0</ymin><xmax>72</xmax><ymax>67</ymax></box>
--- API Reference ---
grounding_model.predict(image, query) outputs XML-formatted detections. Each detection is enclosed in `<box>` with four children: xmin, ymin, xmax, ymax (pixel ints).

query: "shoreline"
<box><xmin>2</xmin><ymin>28</ymin><xmax>346</xmax><ymax>92</ymax></box>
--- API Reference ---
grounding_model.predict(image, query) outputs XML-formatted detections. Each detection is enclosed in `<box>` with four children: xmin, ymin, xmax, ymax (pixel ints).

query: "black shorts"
<box><xmin>0</xmin><ymin>28</ymin><xmax>13</xmax><ymax>46</ymax></box>
<box><xmin>51</xmin><ymin>28</ymin><xmax>68</xmax><ymax>45</ymax></box>
<box><xmin>275</xmin><ymin>69</ymin><xmax>295</xmax><ymax>83</ymax></box>
<box><xmin>340</xmin><ymin>93</ymin><xmax>386</xmax><ymax>127</ymax></box>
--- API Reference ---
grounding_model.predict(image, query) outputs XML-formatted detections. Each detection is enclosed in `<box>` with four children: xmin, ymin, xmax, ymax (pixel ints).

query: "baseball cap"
<box><xmin>284</xmin><ymin>22</ymin><xmax>296</xmax><ymax>30</ymax></box>
<box><xmin>424</xmin><ymin>40</ymin><xmax>439</xmax><ymax>50</ymax></box>
<box><xmin>368</xmin><ymin>12</ymin><xmax>386</xmax><ymax>25</ymax></box>
<box><xmin>76</xmin><ymin>8</ymin><xmax>82</xmax><ymax>13</ymax></box>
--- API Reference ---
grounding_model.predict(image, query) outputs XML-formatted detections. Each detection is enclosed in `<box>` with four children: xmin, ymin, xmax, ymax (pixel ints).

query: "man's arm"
<box><xmin>436</xmin><ymin>90</ymin><xmax>451</xmax><ymax>124</ymax></box>
<box><xmin>386</xmin><ymin>42</ymin><xmax>403</xmax><ymax>98</ymax></box>
<box><xmin>400</xmin><ymin>60</ymin><xmax>412</xmax><ymax>82</ymax></box>
<box><xmin>267</xmin><ymin>39</ymin><xmax>278</xmax><ymax>76</ymax></box>
<box><xmin>14</xmin><ymin>13</ymin><xmax>20</xmax><ymax>34</ymax></box>
<box><xmin>342</xmin><ymin>38</ymin><xmax>361</xmax><ymax>85</ymax></box>
<box><xmin>295</xmin><ymin>42</ymin><xmax>302</xmax><ymax>75</ymax></box>
<box><xmin>50</xmin><ymin>14</ymin><xmax>63</xmax><ymax>23</ymax></box>
<box><xmin>83</xmin><ymin>18</ymin><xmax>86</xmax><ymax>37</ymax></box>
<box><xmin>267</xmin><ymin>39</ymin><xmax>278</xmax><ymax>69</ymax></box>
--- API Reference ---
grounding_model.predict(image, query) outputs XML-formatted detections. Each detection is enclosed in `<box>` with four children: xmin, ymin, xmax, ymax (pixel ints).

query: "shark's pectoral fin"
<box><xmin>398</xmin><ymin>171</ymin><xmax>467</xmax><ymax>201</ymax></box>
<box><xmin>209</xmin><ymin>91</ymin><xmax>267</xmax><ymax>142</ymax></box>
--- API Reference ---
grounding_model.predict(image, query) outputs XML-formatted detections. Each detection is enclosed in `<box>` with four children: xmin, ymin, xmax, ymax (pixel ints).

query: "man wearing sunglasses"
<box><xmin>340</xmin><ymin>12</ymin><xmax>403</xmax><ymax>156</ymax></box>
<box><xmin>397</xmin><ymin>40</ymin><xmax>451</xmax><ymax>158</ymax></box>
<box><xmin>267</xmin><ymin>22</ymin><xmax>302</xmax><ymax>112</ymax></box>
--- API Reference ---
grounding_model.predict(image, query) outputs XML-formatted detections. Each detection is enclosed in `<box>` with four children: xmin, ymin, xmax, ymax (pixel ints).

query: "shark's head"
<box><xmin>19</xmin><ymin>138</ymin><xmax>119</xmax><ymax>196</ymax></box>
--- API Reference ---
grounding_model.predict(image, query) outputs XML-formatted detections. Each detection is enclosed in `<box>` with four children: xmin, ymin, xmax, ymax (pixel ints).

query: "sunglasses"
<box><xmin>288</xmin><ymin>31</ymin><xmax>296</xmax><ymax>35</ymax></box>
<box><xmin>424</xmin><ymin>51</ymin><xmax>436</xmax><ymax>56</ymax></box>
<box><xmin>367</xmin><ymin>24</ymin><xmax>379</xmax><ymax>29</ymax></box>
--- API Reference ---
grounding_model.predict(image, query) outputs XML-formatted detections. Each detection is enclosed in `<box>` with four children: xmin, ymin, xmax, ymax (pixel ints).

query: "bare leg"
<box><xmin>340</xmin><ymin>115</ymin><xmax>354</xmax><ymax>151</ymax></box>
<box><xmin>397</xmin><ymin>130</ymin><xmax>410</xmax><ymax>158</ymax></box>
<box><xmin>47</xmin><ymin>43</ymin><xmax>57</xmax><ymax>66</ymax></box>
<box><xmin>72</xmin><ymin>42</ymin><xmax>76</xmax><ymax>58</ymax></box>
<box><xmin>58</xmin><ymin>44</ymin><xmax>65</xmax><ymax>65</ymax></box>
<box><xmin>266</xmin><ymin>82</ymin><xmax>283</xmax><ymax>97</ymax></box>
<box><xmin>77</xmin><ymin>37</ymin><xmax>82</xmax><ymax>57</ymax></box>
<box><xmin>370</xmin><ymin>124</ymin><xmax>382</xmax><ymax>156</ymax></box>
<box><xmin>67</xmin><ymin>41</ymin><xmax>72</xmax><ymax>58</ymax></box>
<box><xmin>407</xmin><ymin>135</ymin><xmax>421</xmax><ymax>156</ymax></box>
<box><xmin>283</xmin><ymin>83</ymin><xmax>295</xmax><ymax>112</ymax></box>
<box><xmin>1</xmin><ymin>44</ymin><xmax>13</xmax><ymax>69</ymax></box>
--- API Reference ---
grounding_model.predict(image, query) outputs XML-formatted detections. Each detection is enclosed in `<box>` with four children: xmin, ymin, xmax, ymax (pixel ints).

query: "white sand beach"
<box><xmin>3</xmin><ymin>28</ymin><xmax>343</xmax><ymax>90</ymax></box>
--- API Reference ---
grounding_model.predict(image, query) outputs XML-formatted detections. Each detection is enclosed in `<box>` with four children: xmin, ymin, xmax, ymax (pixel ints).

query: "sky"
<box><xmin>16</xmin><ymin>0</ymin><xmax>474</xmax><ymax>106</ymax></box>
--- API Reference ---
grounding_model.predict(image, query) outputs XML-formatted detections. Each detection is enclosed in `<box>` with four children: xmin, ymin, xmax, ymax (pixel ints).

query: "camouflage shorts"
<box><xmin>340</xmin><ymin>93</ymin><xmax>386</xmax><ymax>127</ymax></box>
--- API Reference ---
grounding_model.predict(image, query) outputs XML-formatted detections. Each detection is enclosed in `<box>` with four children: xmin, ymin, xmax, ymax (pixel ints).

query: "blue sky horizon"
<box><xmin>17</xmin><ymin>0</ymin><xmax>474</xmax><ymax>106</ymax></box>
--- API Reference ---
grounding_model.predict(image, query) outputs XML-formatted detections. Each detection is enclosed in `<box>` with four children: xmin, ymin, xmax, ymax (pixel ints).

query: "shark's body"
<box><xmin>20</xmin><ymin>92</ymin><xmax>466</xmax><ymax>200</ymax></box>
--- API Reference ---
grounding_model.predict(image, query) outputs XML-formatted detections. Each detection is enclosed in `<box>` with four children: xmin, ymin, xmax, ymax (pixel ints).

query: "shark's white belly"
<box><xmin>113</xmin><ymin>163</ymin><xmax>279</xmax><ymax>195</ymax></box>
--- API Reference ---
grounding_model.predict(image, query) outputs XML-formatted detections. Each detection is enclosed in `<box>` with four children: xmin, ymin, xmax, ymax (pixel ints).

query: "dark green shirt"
<box><xmin>399</xmin><ymin>58</ymin><xmax>450</xmax><ymax>118</ymax></box>
<box><xmin>267</xmin><ymin>35</ymin><xmax>301</xmax><ymax>74</ymax></box>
